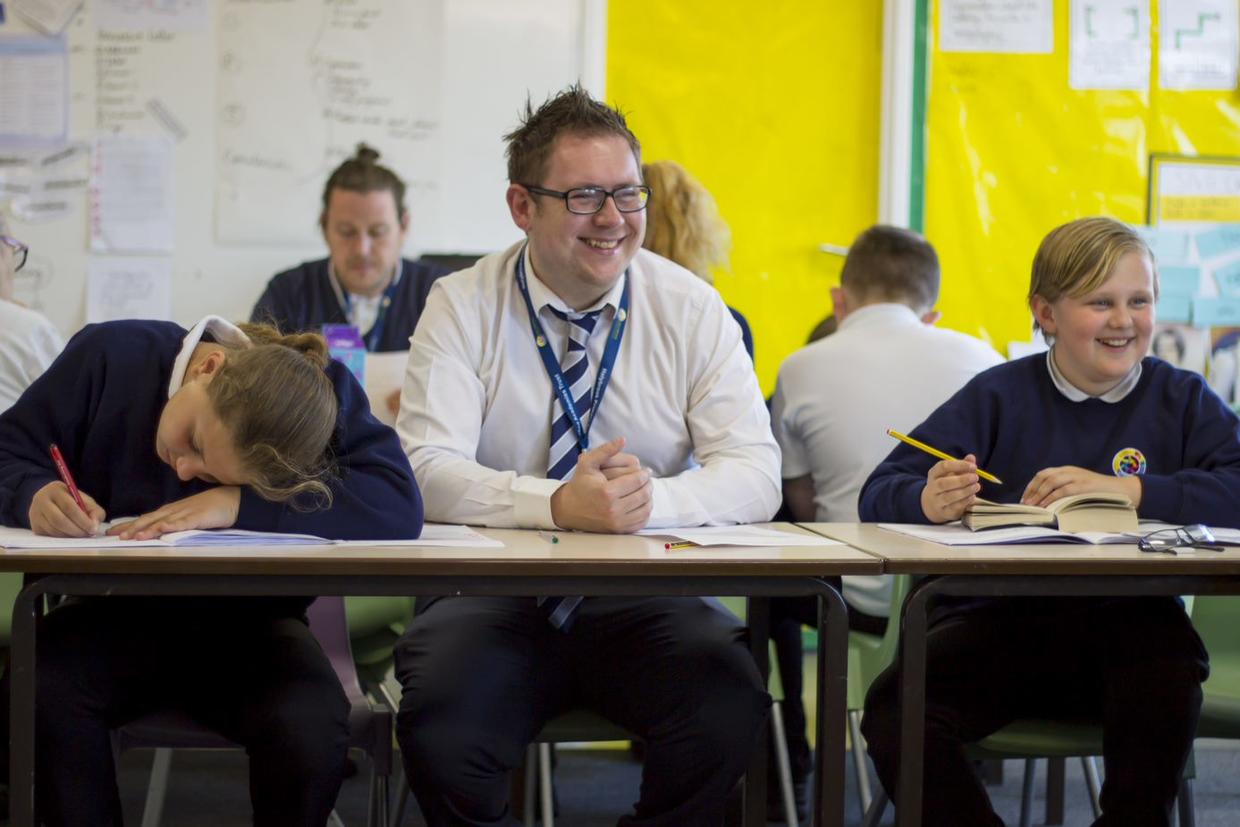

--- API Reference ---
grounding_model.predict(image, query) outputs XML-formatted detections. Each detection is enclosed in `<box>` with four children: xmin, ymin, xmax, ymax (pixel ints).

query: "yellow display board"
<box><xmin>607</xmin><ymin>2</ymin><xmax>883</xmax><ymax>393</ymax></box>
<box><xmin>925</xmin><ymin>1</ymin><xmax>1240</xmax><ymax>354</ymax></box>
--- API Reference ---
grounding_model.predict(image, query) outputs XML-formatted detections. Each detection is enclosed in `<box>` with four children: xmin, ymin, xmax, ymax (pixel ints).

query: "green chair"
<box><xmin>1190</xmin><ymin>596</ymin><xmax>1240</xmax><ymax>740</ymax></box>
<box><xmin>345</xmin><ymin>595</ymin><xmax>417</xmax><ymax>710</ymax></box>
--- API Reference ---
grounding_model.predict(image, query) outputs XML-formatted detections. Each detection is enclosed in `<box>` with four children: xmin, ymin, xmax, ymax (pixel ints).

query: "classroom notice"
<box><xmin>1159</xmin><ymin>0</ymin><xmax>1240</xmax><ymax>90</ymax></box>
<box><xmin>939</xmin><ymin>0</ymin><xmax>1053</xmax><ymax>54</ymax></box>
<box><xmin>1069</xmin><ymin>0</ymin><xmax>1150</xmax><ymax>91</ymax></box>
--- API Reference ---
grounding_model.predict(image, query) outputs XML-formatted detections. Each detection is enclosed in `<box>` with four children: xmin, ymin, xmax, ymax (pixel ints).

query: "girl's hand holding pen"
<box><xmin>29</xmin><ymin>481</ymin><xmax>107</xmax><ymax>537</ymax></box>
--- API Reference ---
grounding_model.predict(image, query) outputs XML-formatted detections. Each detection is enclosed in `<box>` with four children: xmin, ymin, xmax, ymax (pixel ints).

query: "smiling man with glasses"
<box><xmin>0</xmin><ymin>214</ymin><xmax>63</xmax><ymax>412</ymax></box>
<box><xmin>393</xmin><ymin>85</ymin><xmax>780</xmax><ymax>826</ymax></box>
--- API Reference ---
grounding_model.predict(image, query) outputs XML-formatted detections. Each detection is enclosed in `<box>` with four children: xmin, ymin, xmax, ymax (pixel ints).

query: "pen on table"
<box><xmin>665</xmin><ymin>541</ymin><xmax>696</xmax><ymax>550</ymax></box>
<box><xmin>48</xmin><ymin>443</ymin><xmax>88</xmax><ymax>514</ymax></box>
<box><xmin>885</xmin><ymin>429</ymin><xmax>1003</xmax><ymax>485</ymax></box>
<box><xmin>538</xmin><ymin>530</ymin><xmax>559</xmax><ymax>544</ymax></box>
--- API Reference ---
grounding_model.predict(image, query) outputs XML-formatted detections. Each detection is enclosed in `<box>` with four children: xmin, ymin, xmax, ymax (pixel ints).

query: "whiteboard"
<box><xmin>1</xmin><ymin>0</ymin><xmax>606</xmax><ymax>337</ymax></box>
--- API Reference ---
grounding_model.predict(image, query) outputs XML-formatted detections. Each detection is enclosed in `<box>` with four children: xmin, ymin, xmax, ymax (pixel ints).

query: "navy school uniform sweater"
<box><xmin>0</xmin><ymin>321</ymin><xmax>424</xmax><ymax>613</ymax></box>
<box><xmin>860</xmin><ymin>354</ymin><xmax>1240</xmax><ymax>530</ymax></box>
<box><xmin>250</xmin><ymin>257</ymin><xmax>450</xmax><ymax>352</ymax></box>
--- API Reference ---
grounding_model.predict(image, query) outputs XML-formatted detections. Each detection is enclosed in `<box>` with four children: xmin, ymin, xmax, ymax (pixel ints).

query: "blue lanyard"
<box><xmin>340</xmin><ymin>264</ymin><xmax>401</xmax><ymax>353</ymax></box>
<box><xmin>515</xmin><ymin>245</ymin><xmax>629</xmax><ymax>453</ymax></box>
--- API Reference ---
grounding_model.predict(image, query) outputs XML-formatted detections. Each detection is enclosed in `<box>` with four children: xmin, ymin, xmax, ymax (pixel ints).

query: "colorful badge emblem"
<box><xmin>1112</xmin><ymin>448</ymin><xmax>1147</xmax><ymax>477</ymax></box>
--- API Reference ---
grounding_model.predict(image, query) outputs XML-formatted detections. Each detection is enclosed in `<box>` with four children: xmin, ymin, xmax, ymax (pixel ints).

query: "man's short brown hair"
<box><xmin>840</xmin><ymin>225</ymin><xmax>940</xmax><ymax>312</ymax></box>
<box><xmin>504</xmin><ymin>84</ymin><xmax>641</xmax><ymax>185</ymax></box>
<box><xmin>320</xmin><ymin>143</ymin><xmax>407</xmax><ymax>224</ymax></box>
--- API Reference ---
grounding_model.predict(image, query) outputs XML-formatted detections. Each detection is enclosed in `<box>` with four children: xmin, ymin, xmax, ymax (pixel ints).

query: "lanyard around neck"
<box><xmin>515</xmin><ymin>245</ymin><xmax>630</xmax><ymax>453</ymax></box>
<box><xmin>338</xmin><ymin>263</ymin><xmax>401</xmax><ymax>353</ymax></box>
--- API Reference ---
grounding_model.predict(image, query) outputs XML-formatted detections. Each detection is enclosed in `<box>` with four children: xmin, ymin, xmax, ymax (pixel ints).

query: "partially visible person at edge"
<box><xmin>0</xmin><ymin>212</ymin><xmax>63</xmax><ymax>413</ymax></box>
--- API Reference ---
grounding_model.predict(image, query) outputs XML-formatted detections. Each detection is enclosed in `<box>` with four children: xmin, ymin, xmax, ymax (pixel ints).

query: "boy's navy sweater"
<box><xmin>860</xmin><ymin>354</ymin><xmax>1240</xmax><ymax>530</ymax></box>
<box><xmin>250</xmin><ymin>257</ymin><xmax>449</xmax><ymax>352</ymax></box>
<box><xmin>0</xmin><ymin>321</ymin><xmax>423</xmax><ymax>610</ymax></box>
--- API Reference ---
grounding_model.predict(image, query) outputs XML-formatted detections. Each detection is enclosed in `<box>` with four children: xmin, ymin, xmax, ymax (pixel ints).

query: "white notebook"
<box><xmin>0</xmin><ymin>523</ymin><xmax>502</xmax><ymax>550</ymax></box>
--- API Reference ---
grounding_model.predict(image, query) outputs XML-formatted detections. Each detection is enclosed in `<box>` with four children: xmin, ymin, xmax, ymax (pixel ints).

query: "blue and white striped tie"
<box><xmin>539</xmin><ymin>307</ymin><xmax>601</xmax><ymax>629</ymax></box>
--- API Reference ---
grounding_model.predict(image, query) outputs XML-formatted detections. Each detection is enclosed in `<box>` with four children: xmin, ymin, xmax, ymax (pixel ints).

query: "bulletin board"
<box><xmin>0</xmin><ymin>0</ymin><xmax>605</xmax><ymax>337</ymax></box>
<box><xmin>920</xmin><ymin>0</ymin><xmax>1240</xmax><ymax>356</ymax></box>
<box><xmin>607</xmin><ymin>1</ymin><xmax>883</xmax><ymax>394</ymax></box>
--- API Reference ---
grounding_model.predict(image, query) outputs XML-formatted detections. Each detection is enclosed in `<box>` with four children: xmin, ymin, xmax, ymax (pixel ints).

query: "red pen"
<box><xmin>49</xmin><ymin>443</ymin><xmax>88</xmax><ymax>515</ymax></box>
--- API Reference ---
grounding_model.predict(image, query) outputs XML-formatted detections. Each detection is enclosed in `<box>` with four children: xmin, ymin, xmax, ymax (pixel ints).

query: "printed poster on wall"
<box><xmin>1069</xmin><ymin>0</ymin><xmax>1151</xmax><ymax>90</ymax></box>
<box><xmin>940</xmin><ymin>0</ymin><xmax>1054</xmax><ymax>54</ymax></box>
<box><xmin>1159</xmin><ymin>0</ymin><xmax>1239</xmax><ymax>90</ymax></box>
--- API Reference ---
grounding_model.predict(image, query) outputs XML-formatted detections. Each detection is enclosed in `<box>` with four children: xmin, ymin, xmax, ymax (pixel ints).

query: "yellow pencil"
<box><xmin>664</xmin><ymin>541</ymin><xmax>697</xmax><ymax>550</ymax></box>
<box><xmin>885</xmin><ymin>429</ymin><xmax>1003</xmax><ymax>484</ymax></box>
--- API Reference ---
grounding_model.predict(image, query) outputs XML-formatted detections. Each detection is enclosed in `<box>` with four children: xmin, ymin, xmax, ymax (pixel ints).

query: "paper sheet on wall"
<box><xmin>10</xmin><ymin>0</ymin><xmax>82</xmax><ymax>35</ymax></box>
<box><xmin>1159</xmin><ymin>0</ymin><xmax>1239</xmax><ymax>90</ymax></box>
<box><xmin>86</xmin><ymin>256</ymin><xmax>172</xmax><ymax>322</ymax></box>
<box><xmin>0</xmin><ymin>36</ymin><xmax>68</xmax><ymax>145</ymax></box>
<box><xmin>939</xmin><ymin>0</ymin><xmax>1053</xmax><ymax>54</ymax></box>
<box><xmin>94</xmin><ymin>0</ymin><xmax>208</xmax><ymax>33</ymax></box>
<box><xmin>1069</xmin><ymin>0</ymin><xmax>1150</xmax><ymax>91</ymax></box>
<box><xmin>89</xmin><ymin>135</ymin><xmax>174</xmax><ymax>253</ymax></box>
<box><xmin>214</xmin><ymin>0</ymin><xmax>444</xmax><ymax>245</ymax></box>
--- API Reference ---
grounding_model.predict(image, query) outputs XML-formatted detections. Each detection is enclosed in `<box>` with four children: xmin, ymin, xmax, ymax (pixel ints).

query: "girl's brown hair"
<box><xmin>208</xmin><ymin>323</ymin><xmax>338</xmax><ymax>506</ymax></box>
<box><xmin>640</xmin><ymin>160</ymin><xmax>730</xmax><ymax>284</ymax></box>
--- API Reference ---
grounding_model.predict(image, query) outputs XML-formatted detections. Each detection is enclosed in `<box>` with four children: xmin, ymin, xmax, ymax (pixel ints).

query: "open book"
<box><xmin>962</xmin><ymin>493</ymin><xmax>1138</xmax><ymax>534</ymax></box>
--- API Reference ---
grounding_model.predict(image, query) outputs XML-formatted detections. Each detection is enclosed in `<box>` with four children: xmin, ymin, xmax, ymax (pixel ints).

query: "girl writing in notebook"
<box><xmin>858</xmin><ymin>217</ymin><xmax>1240</xmax><ymax>826</ymax></box>
<box><xmin>0</xmin><ymin>316</ymin><xmax>422</xmax><ymax>826</ymax></box>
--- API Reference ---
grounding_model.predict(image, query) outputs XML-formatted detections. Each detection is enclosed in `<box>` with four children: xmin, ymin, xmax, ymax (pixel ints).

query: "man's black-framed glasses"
<box><xmin>520</xmin><ymin>184</ymin><xmax>652</xmax><ymax>215</ymax></box>
<box><xmin>0</xmin><ymin>236</ymin><xmax>28</xmax><ymax>271</ymax></box>
<box><xmin>1137</xmin><ymin>524</ymin><xmax>1225</xmax><ymax>554</ymax></box>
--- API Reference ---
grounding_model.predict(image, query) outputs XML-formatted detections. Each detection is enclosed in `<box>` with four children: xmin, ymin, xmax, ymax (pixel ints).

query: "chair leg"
<box><xmin>849</xmin><ymin>709</ymin><xmax>873</xmax><ymax>816</ymax></box>
<box><xmin>523</xmin><ymin>744</ymin><xmax>537</xmax><ymax>827</ymax></box>
<box><xmin>1018</xmin><ymin>759</ymin><xmax>1036</xmax><ymax>827</ymax></box>
<box><xmin>368</xmin><ymin>768</ymin><xmax>389</xmax><ymax>827</ymax></box>
<box><xmin>140</xmin><ymin>747</ymin><xmax>173</xmax><ymax>827</ymax></box>
<box><xmin>390</xmin><ymin>770</ymin><xmax>411</xmax><ymax>827</ymax></box>
<box><xmin>861</xmin><ymin>785</ymin><xmax>889</xmax><ymax>827</ymax></box>
<box><xmin>538</xmin><ymin>743</ymin><xmax>554</xmax><ymax>827</ymax></box>
<box><xmin>770</xmin><ymin>701</ymin><xmax>799</xmax><ymax>827</ymax></box>
<box><xmin>1044</xmin><ymin>756</ymin><xmax>1065</xmax><ymax>825</ymax></box>
<box><xmin>1177</xmin><ymin>777</ymin><xmax>1195</xmax><ymax>827</ymax></box>
<box><xmin>1080</xmin><ymin>755</ymin><xmax>1102</xmax><ymax>818</ymax></box>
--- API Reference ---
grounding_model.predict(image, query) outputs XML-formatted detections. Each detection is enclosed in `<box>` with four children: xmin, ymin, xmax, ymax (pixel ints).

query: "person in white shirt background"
<box><xmin>768</xmin><ymin>224</ymin><xmax>1004</xmax><ymax>800</ymax></box>
<box><xmin>0</xmin><ymin>211</ymin><xmax>64</xmax><ymax>414</ymax></box>
<box><xmin>393</xmin><ymin>85</ymin><xmax>780</xmax><ymax>826</ymax></box>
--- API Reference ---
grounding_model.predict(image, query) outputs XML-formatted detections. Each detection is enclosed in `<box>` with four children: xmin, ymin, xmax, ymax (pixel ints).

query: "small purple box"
<box><xmin>322</xmin><ymin>324</ymin><xmax>366</xmax><ymax>383</ymax></box>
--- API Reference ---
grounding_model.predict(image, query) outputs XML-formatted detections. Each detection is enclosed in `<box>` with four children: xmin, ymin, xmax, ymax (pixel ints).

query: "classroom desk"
<box><xmin>801</xmin><ymin>522</ymin><xmax>1240</xmax><ymax>827</ymax></box>
<box><xmin>4</xmin><ymin>524</ymin><xmax>880</xmax><ymax>827</ymax></box>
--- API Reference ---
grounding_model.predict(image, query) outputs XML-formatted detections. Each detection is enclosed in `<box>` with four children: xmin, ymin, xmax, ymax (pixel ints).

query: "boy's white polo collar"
<box><xmin>1045</xmin><ymin>347</ymin><xmax>1141</xmax><ymax>403</ymax></box>
<box><xmin>168</xmin><ymin>316</ymin><xmax>250</xmax><ymax>398</ymax></box>
<box><xmin>838</xmin><ymin>303</ymin><xmax>920</xmax><ymax>331</ymax></box>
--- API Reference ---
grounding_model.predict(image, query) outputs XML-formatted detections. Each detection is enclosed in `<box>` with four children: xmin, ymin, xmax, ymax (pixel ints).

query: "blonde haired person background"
<box><xmin>641</xmin><ymin>159</ymin><xmax>754</xmax><ymax>358</ymax></box>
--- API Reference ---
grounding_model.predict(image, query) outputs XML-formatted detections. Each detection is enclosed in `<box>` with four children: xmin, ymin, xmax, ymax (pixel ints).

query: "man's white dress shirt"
<box><xmin>771</xmin><ymin>303</ymin><xmax>1003</xmax><ymax>615</ymax></box>
<box><xmin>397</xmin><ymin>242</ymin><xmax>780</xmax><ymax>530</ymax></box>
<box><xmin>0</xmin><ymin>301</ymin><xmax>63</xmax><ymax>414</ymax></box>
